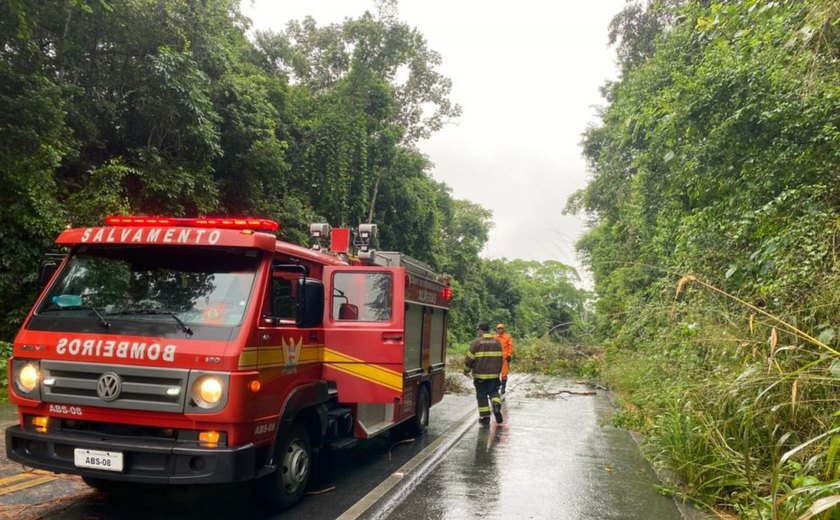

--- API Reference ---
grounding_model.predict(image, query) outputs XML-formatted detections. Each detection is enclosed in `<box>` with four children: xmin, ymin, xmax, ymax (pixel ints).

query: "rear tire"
<box><xmin>405</xmin><ymin>385</ymin><xmax>430</xmax><ymax>437</ymax></box>
<box><xmin>257</xmin><ymin>421</ymin><xmax>312</xmax><ymax>511</ymax></box>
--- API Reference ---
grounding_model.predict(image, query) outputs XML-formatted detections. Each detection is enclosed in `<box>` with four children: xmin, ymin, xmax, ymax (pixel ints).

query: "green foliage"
<box><xmin>513</xmin><ymin>337</ymin><xmax>600</xmax><ymax>377</ymax></box>
<box><xmin>447</xmin><ymin>341</ymin><xmax>470</xmax><ymax>358</ymax></box>
<box><xmin>447</xmin><ymin>256</ymin><xmax>589</xmax><ymax>344</ymax></box>
<box><xmin>0</xmin><ymin>62</ymin><xmax>73</xmax><ymax>335</ymax></box>
<box><xmin>449</xmin><ymin>336</ymin><xmax>601</xmax><ymax>379</ymax></box>
<box><xmin>574</xmin><ymin>0</ymin><xmax>840</xmax><ymax>516</ymax></box>
<box><xmin>256</xmin><ymin>0</ymin><xmax>461</xmax><ymax>146</ymax></box>
<box><xmin>0</xmin><ymin>341</ymin><xmax>11</xmax><ymax>397</ymax></box>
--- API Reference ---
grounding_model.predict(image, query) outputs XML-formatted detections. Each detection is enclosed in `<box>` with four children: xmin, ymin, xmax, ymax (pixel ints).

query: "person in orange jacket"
<box><xmin>496</xmin><ymin>323</ymin><xmax>515</xmax><ymax>394</ymax></box>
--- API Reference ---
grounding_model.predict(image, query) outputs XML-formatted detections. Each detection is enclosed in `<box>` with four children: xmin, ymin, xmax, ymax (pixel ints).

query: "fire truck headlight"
<box><xmin>193</xmin><ymin>376</ymin><xmax>224</xmax><ymax>408</ymax></box>
<box><xmin>18</xmin><ymin>364</ymin><xmax>40</xmax><ymax>393</ymax></box>
<box><xmin>185</xmin><ymin>371</ymin><xmax>229</xmax><ymax>412</ymax></box>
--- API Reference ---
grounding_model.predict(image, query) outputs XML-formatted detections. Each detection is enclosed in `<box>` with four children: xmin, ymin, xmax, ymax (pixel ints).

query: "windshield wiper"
<box><xmin>158</xmin><ymin>310</ymin><xmax>193</xmax><ymax>336</ymax></box>
<box><xmin>40</xmin><ymin>304</ymin><xmax>111</xmax><ymax>329</ymax></box>
<box><xmin>107</xmin><ymin>308</ymin><xmax>193</xmax><ymax>336</ymax></box>
<box><xmin>87</xmin><ymin>303</ymin><xmax>111</xmax><ymax>329</ymax></box>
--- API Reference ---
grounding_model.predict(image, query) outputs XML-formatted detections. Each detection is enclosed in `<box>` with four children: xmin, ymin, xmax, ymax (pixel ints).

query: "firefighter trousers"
<box><xmin>473</xmin><ymin>378</ymin><xmax>502</xmax><ymax>419</ymax></box>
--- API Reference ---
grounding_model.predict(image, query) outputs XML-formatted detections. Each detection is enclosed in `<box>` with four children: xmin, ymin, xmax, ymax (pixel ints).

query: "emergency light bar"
<box><xmin>105</xmin><ymin>216</ymin><xmax>279</xmax><ymax>232</ymax></box>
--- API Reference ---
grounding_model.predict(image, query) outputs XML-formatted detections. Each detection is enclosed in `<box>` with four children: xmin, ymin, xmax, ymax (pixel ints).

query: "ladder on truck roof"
<box><xmin>370</xmin><ymin>252</ymin><xmax>444</xmax><ymax>283</ymax></box>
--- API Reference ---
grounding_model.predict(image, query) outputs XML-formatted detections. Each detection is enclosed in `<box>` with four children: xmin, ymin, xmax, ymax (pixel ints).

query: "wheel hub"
<box><xmin>281</xmin><ymin>440</ymin><xmax>310</xmax><ymax>492</ymax></box>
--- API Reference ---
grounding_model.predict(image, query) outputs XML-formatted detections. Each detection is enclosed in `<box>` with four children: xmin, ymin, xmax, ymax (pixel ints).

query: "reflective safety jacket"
<box><xmin>465</xmin><ymin>333</ymin><xmax>503</xmax><ymax>380</ymax></box>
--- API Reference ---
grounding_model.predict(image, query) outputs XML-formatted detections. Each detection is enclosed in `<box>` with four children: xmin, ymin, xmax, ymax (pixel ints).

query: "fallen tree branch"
<box><xmin>530</xmin><ymin>390</ymin><xmax>596</xmax><ymax>398</ymax></box>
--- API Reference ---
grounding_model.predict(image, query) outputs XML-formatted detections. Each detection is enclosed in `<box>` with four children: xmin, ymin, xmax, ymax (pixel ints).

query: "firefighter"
<box><xmin>464</xmin><ymin>322</ymin><xmax>504</xmax><ymax>425</ymax></box>
<box><xmin>495</xmin><ymin>323</ymin><xmax>515</xmax><ymax>394</ymax></box>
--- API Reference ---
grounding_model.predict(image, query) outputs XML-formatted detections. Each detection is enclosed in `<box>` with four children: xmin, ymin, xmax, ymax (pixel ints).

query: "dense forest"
<box><xmin>0</xmin><ymin>0</ymin><xmax>586</xmax><ymax>349</ymax></box>
<box><xmin>575</xmin><ymin>0</ymin><xmax>840</xmax><ymax>517</ymax></box>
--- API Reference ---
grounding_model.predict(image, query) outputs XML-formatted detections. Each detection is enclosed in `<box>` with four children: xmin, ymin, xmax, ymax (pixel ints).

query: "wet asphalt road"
<box><xmin>0</xmin><ymin>376</ymin><xmax>695</xmax><ymax>519</ymax></box>
<box><xmin>0</xmin><ymin>387</ymin><xmax>481</xmax><ymax>520</ymax></box>
<box><xmin>0</xmin><ymin>400</ymin><xmax>472</xmax><ymax>520</ymax></box>
<box><xmin>385</xmin><ymin>377</ymin><xmax>685</xmax><ymax>520</ymax></box>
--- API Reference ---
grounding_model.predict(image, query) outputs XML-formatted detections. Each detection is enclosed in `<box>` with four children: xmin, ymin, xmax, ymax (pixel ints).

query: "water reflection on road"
<box><xmin>387</xmin><ymin>377</ymin><xmax>684</xmax><ymax>520</ymax></box>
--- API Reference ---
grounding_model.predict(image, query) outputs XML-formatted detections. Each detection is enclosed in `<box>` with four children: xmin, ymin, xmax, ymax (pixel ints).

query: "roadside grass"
<box><xmin>599</xmin><ymin>276</ymin><xmax>840</xmax><ymax>519</ymax></box>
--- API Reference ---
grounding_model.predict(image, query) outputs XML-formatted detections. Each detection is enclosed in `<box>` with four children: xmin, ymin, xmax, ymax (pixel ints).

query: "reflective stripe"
<box><xmin>473</xmin><ymin>351</ymin><xmax>502</xmax><ymax>358</ymax></box>
<box><xmin>466</xmin><ymin>351</ymin><xmax>475</xmax><ymax>359</ymax></box>
<box><xmin>324</xmin><ymin>348</ymin><xmax>402</xmax><ymax>392</ymax></box>
<box><xmin>473</xmin><ymin>373</ymin><xmax>501</xmax><ymax>380</ymax></box>
<box><xmin>478</xmin><ymin>406</ymin><xmax>491</xmax><ymax>412</ymax></box>
<box><xmin>491</xmin><ymin>397</ymin><xmax>501</xmax><ymax>404</ymax></box>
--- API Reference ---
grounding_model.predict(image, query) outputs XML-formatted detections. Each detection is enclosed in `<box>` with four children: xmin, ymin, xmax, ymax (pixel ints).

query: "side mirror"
<box><xmin>296</xmin><ymin>278</ymin><xmax>324</xmax><ymax>328</ymax></box>
<box><xmin>39</xmin><ymin>258</ymin><xmax>61</xmax><ymax>288</ymax></box>
<box><xmin>338</xmin><ymin>303</ymin><xmax>359</xmax><ymax>320</ymax></box>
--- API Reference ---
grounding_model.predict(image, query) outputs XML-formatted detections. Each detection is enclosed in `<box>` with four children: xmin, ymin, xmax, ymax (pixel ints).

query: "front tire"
<box><xmin>405</xmin><ymin>385</ymin><xmax>430</xmax><ymax>437</ymax></box>
<box><xmin>257</xmin><ymin>421</ymin><xmax>312</xmax><ymax>511</ymax></box>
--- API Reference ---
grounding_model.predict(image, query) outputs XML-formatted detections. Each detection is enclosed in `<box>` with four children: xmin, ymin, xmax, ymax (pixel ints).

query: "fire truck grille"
<box><xmin>60</xmin><ymin>419</ymin><xmax>177</xmax><ymax>439</ymax></box>
<box><xmin>40</xmin><ymin>360</ymin><xmax>189</xmax><ymax>413</ymax></box>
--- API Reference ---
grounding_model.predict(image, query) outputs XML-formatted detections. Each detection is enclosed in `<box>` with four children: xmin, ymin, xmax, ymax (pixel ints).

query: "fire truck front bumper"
<box><xmin>5</xmin><ymin>425</ymin><xmax>256</xmax><ymax>485</ymax></box>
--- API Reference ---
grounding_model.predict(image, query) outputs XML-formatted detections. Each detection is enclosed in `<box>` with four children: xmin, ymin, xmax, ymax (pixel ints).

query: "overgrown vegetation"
<box><xmin>574</xmin><ymin>0</ymin><xmax>840</xmax><ymax>517</ymax></box>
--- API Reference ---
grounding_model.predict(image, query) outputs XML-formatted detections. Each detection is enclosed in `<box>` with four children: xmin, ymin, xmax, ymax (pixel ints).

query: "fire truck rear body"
<box><xmin>5</xmin><ymin>217</ymin><xmax>450</xmax><ymax>507</ymax></box>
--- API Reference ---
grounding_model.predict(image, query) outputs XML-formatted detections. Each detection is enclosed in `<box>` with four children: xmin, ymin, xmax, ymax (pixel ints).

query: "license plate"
<box><xmin>74</xmin><ymin>448</ymin><xmax>123</xmax><ymax>472</ymax></box>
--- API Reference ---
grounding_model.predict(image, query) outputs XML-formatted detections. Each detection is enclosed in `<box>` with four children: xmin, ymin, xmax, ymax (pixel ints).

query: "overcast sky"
<box><xmin>241</xmin><ymin>0</ymin><xmax>625</xmax><ymax>284</ymax></box>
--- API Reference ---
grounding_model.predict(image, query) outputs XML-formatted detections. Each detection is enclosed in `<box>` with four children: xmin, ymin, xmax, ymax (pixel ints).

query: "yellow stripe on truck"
<box><xmin>239</xmin><ymin>348</ymin><xmax>258</xmax><ymax>368</ymax></box>
<box><xmin>238</xmin><ymin>345</ymin><xmax>325</xmax><ymax>369</ymax></box>
<box><xmin>241</xmin><ymin>345</ymin><xmax>401</xmax><ymax>391</ymax></box>
<box><xmin>323</xmin><ymin>348</ymin><xmax>402</xmax><ymax>392</ymax></box>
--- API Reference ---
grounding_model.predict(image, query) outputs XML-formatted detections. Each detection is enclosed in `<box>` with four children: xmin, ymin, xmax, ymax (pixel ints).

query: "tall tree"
<box><xmin>254</xmin><ymin>0</ymin><xmax>461</xmax><ymax>254</ymax></box>
<box><xmin>256</xmin><ymin>0</ymin><xmax>461</xmax><ymax>146</ymax></box>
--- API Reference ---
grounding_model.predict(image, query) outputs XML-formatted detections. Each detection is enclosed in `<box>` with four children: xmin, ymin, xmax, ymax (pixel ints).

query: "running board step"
<box><xmin>328</xmin><ymin>438</ymin><xmax>358</xmax><ymax>450</ymax></box>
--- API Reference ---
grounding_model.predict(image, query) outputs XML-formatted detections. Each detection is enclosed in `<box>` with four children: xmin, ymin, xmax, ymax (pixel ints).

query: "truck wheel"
<box><xmin>405</xmin><ymin>386</ymin><xmax>430</xmax><ymax>437</ymax></box>
<box><xmin>257</xmin><ymin>421</ymin><xmax>312</xmax><ymax>511</ymax></box>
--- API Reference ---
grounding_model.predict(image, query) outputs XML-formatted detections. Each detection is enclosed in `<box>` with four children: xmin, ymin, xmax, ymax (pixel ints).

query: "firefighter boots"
<box><xmin>479</xmin><ymin>416</ymin><xmax>491</xmax><ymax>426</ymax></box>
<box><xmin>493</xmin><ymin>403</ymin><xmax>503</xmax><ymax>424</ymax></box>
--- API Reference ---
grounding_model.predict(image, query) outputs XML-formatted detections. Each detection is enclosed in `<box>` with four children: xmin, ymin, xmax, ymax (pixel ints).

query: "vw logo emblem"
<box><xmin>97</xmin><ymin>373</ymin><xmax>122</xmax><ymax>402</ymax></box>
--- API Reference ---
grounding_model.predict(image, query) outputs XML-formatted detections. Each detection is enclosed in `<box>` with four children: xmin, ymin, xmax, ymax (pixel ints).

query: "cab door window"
<box><xmin>332</xmin><ymin>272</ymin><xmax>392</xmax><ymax>322</ymax></box>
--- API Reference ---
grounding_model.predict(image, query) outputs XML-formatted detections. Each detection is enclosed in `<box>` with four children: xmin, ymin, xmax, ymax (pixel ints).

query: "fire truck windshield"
<box><xmin>34</xmin><ymin>245</ymin><xmax>261</xmax><ymax>335</ymax></box>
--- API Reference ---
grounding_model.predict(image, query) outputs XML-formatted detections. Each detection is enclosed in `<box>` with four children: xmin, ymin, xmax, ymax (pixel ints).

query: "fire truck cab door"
<box><xmin>323</xmin><ymin>266</ymin><xmax>405</xmax><ymax>403</ymax></box>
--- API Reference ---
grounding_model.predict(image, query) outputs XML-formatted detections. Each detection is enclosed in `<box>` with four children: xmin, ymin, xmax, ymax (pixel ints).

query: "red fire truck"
<box><xmin>5</xmin><ymin>216</ymin><xmax>450</xmax><ymax>510</ymax></box>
